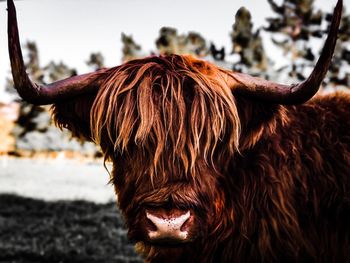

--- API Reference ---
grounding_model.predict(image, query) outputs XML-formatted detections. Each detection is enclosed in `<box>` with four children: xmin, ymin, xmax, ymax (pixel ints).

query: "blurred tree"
<box><xmin>264</xmin><ymin>0</ymin><xmax>350</xmax><ymax>88</ymax></box>
<box><xmin>4</xmin><ymin>77</ymin><xmax>15</xmax><ymax>96</ymax></box>
<box><xmin>210</xmin><ymin>43</ymin><xmax>225</xmax><ymax>61</ymax></box>
<box><xmin>231</xmin><ymin>7</ymin><xmax>268</xmax><ymax>75</ymax></box>
<box><xmin>13</xmin><ymin>41</ymin><xmax>49</xmax><ymax>140</ymax></box>
<box><xmin>264</xmin><ymin>0</ymin><xmax>327</xmax><ymax>81</ymax></box>
<box><xmin>325</xmin><ymin>8</ymin><xmax>350</xmax><ymax>87</ymax></box>
<box><xmin>155</xmin><ymin>27</ymin><xmax>208</xmax><ymax>57</ymax></box>
<box><xmin>265</xmin><ymin>0</ymin><xmax>323</xmax><ymax>40</ymax></box>
<box><xmin>86</xmin><ymin>52</ymin><xmax>105</xmax><ymax>71</ymax></box>
<box><xmin>44</xmin><ymin>61</ymin><xmax>77</xmax><ymax>82</ymax></box>
<box><xmin>25</xmin><ymin>41</ymin><xmax>45</xmax><ymax>82</ymax></box>
<box><xmin>121</xmin><ymin>33</ymin><xmax>144</xmax><ymax>62</ymax></box>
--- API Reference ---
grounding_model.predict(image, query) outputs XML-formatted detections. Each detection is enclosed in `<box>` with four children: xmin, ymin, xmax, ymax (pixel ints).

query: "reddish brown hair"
<box><xmin>90</xmin><ymin>55</ymin><xmax>241</xmax><ymax>179</ymax></box>
<box><xmin>51</xmin><ymin>55</ymin><xmax>350</xmax><ymax>262</ymax></box>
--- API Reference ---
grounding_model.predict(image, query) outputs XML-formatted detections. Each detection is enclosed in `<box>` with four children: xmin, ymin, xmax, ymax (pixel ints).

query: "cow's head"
<box><xmin>7</xmin><ymin>0</ymin><xmax>342</xmax><ymax>259</ymax></box>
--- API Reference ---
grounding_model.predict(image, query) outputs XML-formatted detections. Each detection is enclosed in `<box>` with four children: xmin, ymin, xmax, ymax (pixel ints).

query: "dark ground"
<box><xmin>0</xmin><ymin>194</ymin><xmax>142</xmax><ymax>263</ymax></box>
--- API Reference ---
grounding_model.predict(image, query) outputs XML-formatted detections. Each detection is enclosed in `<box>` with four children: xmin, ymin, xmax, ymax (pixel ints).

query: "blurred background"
<box><xmin>0</xmin><ymin>0</ymin><xmax>349</xmax><ymax>262</ymax></box>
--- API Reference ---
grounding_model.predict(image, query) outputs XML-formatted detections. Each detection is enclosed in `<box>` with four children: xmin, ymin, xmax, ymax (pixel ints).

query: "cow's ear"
<box><xmin>51</xmin><ymin>93</ymin><xmax>97</xmax><ymax>142</ymax></box>
<box><xmin>235</xmin><ymin>96</ymin><xmax>283</xmax><ymax>150</ymax></box>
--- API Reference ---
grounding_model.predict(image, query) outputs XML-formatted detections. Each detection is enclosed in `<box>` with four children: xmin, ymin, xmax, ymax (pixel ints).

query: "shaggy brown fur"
<box><xmin>52</xmin><ymin>55</ymin><xmax>350</xmax><ymax>262</ymax></box>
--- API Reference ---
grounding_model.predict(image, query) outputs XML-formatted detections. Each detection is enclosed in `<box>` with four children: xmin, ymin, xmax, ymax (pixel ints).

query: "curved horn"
<box><xmin>7</xmin><ymin>0</ymin><xmax>106</xmax><ymax>105</ymax></box>
<box><xmin>230</xmin><ymin>0</ymin><xmax>343</xmax><ymax>105</ymax></box>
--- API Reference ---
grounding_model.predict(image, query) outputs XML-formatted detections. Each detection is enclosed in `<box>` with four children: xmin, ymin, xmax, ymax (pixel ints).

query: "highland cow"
<box><xmin>7</xmin><ymin>0</ymin><xmax>350</xmax><ymax>262</ymax></box>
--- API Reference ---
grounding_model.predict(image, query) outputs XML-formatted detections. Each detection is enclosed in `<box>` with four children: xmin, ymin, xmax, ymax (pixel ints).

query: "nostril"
<box><xmin>180</xmin><ymin>215</ymin><xmax>192</xmax><ymax>232</ymax></box>
<box><xmin>146</xmin><ymin>217</ymin><xmax>157</xmax><ymax>232</ymax></box>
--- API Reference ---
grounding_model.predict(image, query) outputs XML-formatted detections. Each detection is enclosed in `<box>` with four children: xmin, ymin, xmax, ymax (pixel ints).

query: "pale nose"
<box><xmin>146</xmin><ymin>210</ymin><xmax>191</xmax><ymax>241</ymax></box>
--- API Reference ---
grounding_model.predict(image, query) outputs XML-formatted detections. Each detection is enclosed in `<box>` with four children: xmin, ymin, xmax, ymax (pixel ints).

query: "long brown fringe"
<box><xmin>90</xmin><ymin>55</ymin><xmax>241</xmax><ymax>181</ymax></box>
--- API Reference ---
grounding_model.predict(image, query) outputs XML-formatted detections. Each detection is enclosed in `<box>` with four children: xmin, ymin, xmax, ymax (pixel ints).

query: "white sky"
<box><xmin>0</xmin><ymin>0</ymin><xmax>343</xmax><ymax>102</ymax></box>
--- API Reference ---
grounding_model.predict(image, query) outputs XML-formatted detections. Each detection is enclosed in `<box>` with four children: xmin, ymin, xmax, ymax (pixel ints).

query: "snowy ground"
<box><xmin>0</xmin><ymin>156</ymin><xmax>116</xmax><ymax>203</ymax></box>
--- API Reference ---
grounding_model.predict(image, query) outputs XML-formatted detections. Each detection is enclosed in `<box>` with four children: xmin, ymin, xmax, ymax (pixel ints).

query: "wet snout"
<box><xmin>145</xmin><ymin>208</ymin><xmax>194</xmax><ymax>243</ymax></box>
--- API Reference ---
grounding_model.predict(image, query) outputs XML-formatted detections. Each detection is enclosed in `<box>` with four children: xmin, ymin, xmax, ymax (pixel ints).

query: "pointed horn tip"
<box><xmin>7</xmin><ymin>0</ymin><xmax>15</xmax><ymax>10</ymax></box>
<box><xmin>7</xmin><ymin>0</ymin><xmax>17</xmax><ymax>20</ymax></box>
<box><xmin>334</xmin><ymin>0</ymin><xmax>343</xmax><ymax>18</ymax></box>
